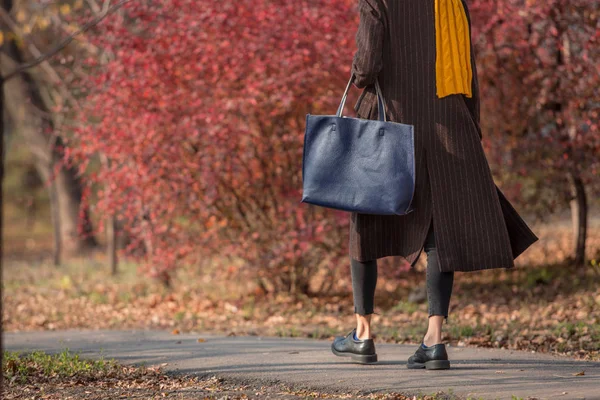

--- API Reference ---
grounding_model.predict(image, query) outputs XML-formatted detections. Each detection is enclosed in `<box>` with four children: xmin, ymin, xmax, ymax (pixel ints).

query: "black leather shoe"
<box><xmin>331</xmin><ymin>329</ymin><xmax>378</xmax><ymax>364</ymax></box>
<box><xmin>407</xmin><ymin>343</ymin><xmax>450</xmax><ymax>370</ymax></box>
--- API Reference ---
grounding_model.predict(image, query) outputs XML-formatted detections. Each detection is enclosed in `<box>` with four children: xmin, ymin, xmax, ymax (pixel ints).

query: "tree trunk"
<box><xmin>107</xmin><ymin>215</ymin><xmax>118</xmax><ymax>275</ymax></box>
<box><xmin>48</xmin><ymin>175</ymin><xmax>62</xmax><ymax>265</ymax></box>
<box><xmin>1</xmin><ymin>46</ymin><xmax>97</xmax><ymax>259</ymax></box>
<box><xmin>99</xmin><ymin>154</ymin><xmax>118</xmax><ymax>274</ymax></box>
<box><xmin>569</xmin><ymin>171</ymin><xmax>587</xmax><ymax>267</ymax></box>
<box><xmin>1</xmin><ymin>72</ymin><xmax>6</xmax><ymax>392</ymax></box>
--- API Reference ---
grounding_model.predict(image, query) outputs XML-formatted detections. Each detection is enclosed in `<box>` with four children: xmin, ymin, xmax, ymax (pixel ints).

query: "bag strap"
<box><xmin>336</xmin><ymin>73</ymin><xmax>387</xmax><ymax>122</ymax></box>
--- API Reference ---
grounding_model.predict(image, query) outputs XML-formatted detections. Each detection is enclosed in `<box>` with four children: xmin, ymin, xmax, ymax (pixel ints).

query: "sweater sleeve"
<box><xmin>351</xmin><ymin>0</ymin><xmax>385</xmax><ymax>89</ymax></box>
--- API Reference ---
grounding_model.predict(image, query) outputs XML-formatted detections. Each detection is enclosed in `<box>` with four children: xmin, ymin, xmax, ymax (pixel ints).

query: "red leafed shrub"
<box><xmin>67</xmin><ymin>0</ymin><xmax>599</xmax><ymax>291</ymax></box>
<box><xmin>470</xmin><ymin>0</ymin><xmax>600</xmax><ymax>214</ymax></box>
<box><xmin>68</xmin><ymin>0</ymin><xmax>361</xmax><ymax>292</ymax></box>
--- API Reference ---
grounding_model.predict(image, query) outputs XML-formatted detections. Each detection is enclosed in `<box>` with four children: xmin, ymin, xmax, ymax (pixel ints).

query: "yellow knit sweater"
<box><xmin>435</xmin><ymin>0</ymin><xmax>473</xmax><ymax>98</ymax></box>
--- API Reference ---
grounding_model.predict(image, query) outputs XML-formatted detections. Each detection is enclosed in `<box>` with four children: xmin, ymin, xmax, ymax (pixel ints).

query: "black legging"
<box><xmin>350</xmin><ymin>220</ymin><xmax>454</xmax><ymax>321</ymax></box>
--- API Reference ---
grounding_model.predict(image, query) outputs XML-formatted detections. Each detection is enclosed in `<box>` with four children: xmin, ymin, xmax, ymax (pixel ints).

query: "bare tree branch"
<box><xmin>0</xmin><ymin>8</ymin><xmax>80</xmax><ymax>107</ymax></box>
<box><xmin>2</xmin><ymin>0</ymin><xmax>131</xmax><ymax>82</ymax></box>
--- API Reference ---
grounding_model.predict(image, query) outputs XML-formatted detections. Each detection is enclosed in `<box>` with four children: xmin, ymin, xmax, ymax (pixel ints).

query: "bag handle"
<box><xmin>336</xmin><ymin>73</ymin><xmax>387</xmax><ymax>122</ymax></box>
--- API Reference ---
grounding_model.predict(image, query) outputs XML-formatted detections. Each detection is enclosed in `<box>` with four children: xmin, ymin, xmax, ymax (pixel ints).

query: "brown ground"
<box><xmin>2</xmin><ymin>353</ymin><xmax>458</xmax><ymax>400</ymax></box>
<box><xmin>4</xmin><ymin>249</ymin><xmax>600</xmax><ymax>361</ymax></box>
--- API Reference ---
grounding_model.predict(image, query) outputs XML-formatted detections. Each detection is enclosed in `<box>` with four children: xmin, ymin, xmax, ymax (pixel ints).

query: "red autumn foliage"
<box><xmin>470</xmin><ymin>0</ymin><xmax>600</xmax><ymax>213</ymax></box>
<box><xmin>64</xmin><ymin>0</ymin><xmax>599</xmax><ymax>289</ymax></box>
<box><xmin>68</xmin><ymin>0</ymin><xmax>361</xmax><ymax>292</ymax></box>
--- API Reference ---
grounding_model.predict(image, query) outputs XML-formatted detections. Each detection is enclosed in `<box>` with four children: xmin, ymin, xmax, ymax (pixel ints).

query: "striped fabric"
<box><xmin>348</xmin><ymin>0</ymin><xmax>539</xmax><ymax>272</ymax></box>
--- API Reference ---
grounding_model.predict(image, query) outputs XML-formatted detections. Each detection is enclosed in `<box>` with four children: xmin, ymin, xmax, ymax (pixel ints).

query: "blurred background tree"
<box><xmin>1</xmin><ymin>0</ymin><xmax>100</xmax><ymax>265</ymax></box>
<box><xmin>471</xmin><ymin>0</ymin><xmax>600</xmax><ymax>267</ymax></box>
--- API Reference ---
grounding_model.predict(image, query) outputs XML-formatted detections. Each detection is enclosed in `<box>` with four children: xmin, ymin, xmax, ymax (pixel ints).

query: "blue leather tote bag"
<box><xmin>301</xmin><ymin>75</ymin><xmax>415</xmax><ymax>215</ymax></box>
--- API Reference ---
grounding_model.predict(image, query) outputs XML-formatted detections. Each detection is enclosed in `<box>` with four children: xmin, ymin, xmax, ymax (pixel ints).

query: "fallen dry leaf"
<box><xmin>4</xmin><ymin>251</ymin><xmax>600</xmax><ymax>362</ymax></box>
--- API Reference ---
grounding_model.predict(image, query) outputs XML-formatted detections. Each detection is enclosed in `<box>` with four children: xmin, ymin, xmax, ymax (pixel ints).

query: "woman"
<box><xmin>331</xmin><ymin>0</ymin><xmax>539</xmax><ymax>369</ymax></box>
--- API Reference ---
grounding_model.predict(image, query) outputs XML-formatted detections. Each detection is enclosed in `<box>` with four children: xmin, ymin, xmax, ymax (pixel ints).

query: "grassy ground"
<box><xmin>2</xmin><ymin>350</ymin><xmax>470</xmax><ymax>400</ymax></box>
<box><xmin>4</xmin><ymin>249</ymin><xmax>600</xmax><ymax>361</ymax></box>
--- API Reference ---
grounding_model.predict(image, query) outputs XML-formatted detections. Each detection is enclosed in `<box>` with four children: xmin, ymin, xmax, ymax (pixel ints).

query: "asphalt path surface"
<box><xmin>5</xmin><ymin>330</ymin><xmax>600</xmax><ymax>399</ymax></box>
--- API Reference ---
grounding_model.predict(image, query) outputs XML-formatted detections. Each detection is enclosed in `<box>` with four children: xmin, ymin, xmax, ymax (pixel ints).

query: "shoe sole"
<box><xmin>331</xmin><ymin>346</ymin><xmax>378</xmax><ymax>364</ymax></box>
<box><xmin>407</xmin><ymin>359</ymin><xmax>451</xmax><ymax>370</ymax></box>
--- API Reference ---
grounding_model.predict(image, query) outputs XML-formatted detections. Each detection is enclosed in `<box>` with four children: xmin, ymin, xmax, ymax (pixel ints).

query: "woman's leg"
<box><xmin>422</xmin><ymin>221</ymin><xmax>454</xmax><ymax>346</ymax></box>
<box><xmin>350</xmin><ymin>256</ymin><xmax>377</xmax><ymax>340</ymax></box>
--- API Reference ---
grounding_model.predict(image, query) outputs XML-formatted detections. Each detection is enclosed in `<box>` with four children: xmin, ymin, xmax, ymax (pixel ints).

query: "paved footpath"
<box><xmin>4</xmin><ymin>330</ymin><xmax>600</xmax><ymax>400</ymax></box>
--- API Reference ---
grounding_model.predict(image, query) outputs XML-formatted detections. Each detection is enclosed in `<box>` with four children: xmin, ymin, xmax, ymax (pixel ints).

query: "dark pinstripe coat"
<box><xmin>348</xmin><ymin>0</ymin><xmax>539</xmax><ymax>272</ymax></box>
